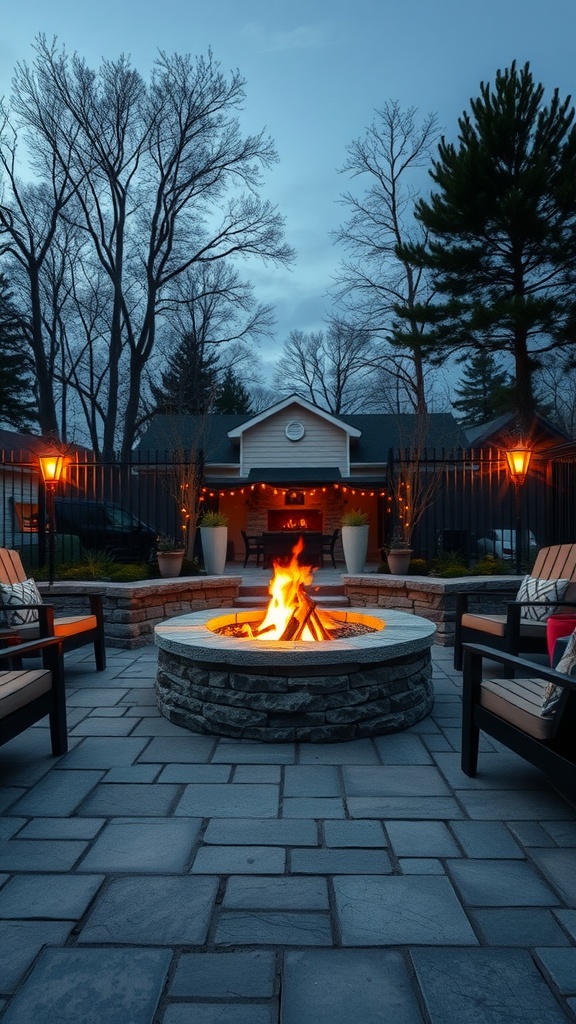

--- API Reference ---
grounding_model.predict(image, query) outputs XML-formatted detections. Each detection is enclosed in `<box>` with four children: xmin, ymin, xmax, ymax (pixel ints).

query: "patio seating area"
<box><xmin>1</xmin><ymin>636</ymin><xmax>575</xmax><ymax>1023</ymax></box>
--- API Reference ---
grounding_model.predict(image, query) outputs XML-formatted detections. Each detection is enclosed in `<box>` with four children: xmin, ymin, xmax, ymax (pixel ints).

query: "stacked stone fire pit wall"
<box><xmin>155</xmin><ymin>608</ymin><xmax>436</xmax><ymax>742</ymax></box>
<box><xmin>342</xmin><ymin>575</ymin><xmax>521</xmax><ymax>646</ymax></box>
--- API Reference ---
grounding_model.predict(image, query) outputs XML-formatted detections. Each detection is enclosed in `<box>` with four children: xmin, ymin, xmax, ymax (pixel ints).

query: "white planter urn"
<box><xmin>201</xmin><ymin>526</ymin><xmax>228</xmax><ymax>575</ymax></box>
<box><xmin>341</xmin><ymin>525</ymin><xmax>369</xmax><ymax>574</ymax></box>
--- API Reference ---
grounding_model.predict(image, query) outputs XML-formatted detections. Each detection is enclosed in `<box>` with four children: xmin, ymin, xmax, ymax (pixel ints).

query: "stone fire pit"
<box><xmin>154</xmin><ymin>607</ymin><xmax>436</xmax><ymax>742</ymax></box>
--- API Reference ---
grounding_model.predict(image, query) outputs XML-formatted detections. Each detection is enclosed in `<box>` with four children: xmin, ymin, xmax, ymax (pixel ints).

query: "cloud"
<box><xmin>241</xmin><ymin>21</ymin><xmax>339</xmax><ymax>53</ymax></box>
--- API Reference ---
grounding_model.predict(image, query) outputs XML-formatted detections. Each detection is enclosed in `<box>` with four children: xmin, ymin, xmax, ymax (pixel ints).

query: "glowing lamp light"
<box><xmin>38</xmin><ymin>454</ymin><xmax>65</xmax><ymax>487</ymax></box>
<box><xmin>505</xmin><ymin>445</ymin><xmax>532</xmax><ymax>486</ymax></box>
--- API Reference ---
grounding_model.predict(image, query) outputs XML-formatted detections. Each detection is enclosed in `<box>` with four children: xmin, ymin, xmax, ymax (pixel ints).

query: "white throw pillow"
<box><xmin>541</xmin><ymin>628</ymin><xmax>576</xmax><ymax>717</ymax></box>
<box><xmin>515</xmin><ymin>575</ymin><xmax>570</xmax><ymax>622</ymax></box>
<box><xmin>0</xmin><ymin>578</ymin><xmax>42</xmax><ymax>626</ymax></box>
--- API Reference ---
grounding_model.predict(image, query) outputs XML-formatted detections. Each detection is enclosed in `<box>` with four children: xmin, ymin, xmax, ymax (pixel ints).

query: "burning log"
<box><xmin>277</xmin><ymin>590</ymin><xmax>332</xmax><ymax>642</ymax></box>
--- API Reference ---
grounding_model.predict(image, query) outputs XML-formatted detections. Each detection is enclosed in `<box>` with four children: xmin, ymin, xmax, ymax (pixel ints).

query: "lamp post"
<box><xmin>38</xmin><ymin>454</ymin><xmax>64</xmax><ymax>586</ymax></box>
<box><xmin>505</xmin><ymin>444</ymin><xmax>532</xmax><ymax>575</ymax></box>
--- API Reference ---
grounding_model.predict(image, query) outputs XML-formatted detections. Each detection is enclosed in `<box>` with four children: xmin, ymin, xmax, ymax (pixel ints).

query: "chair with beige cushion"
<box><xmin>0</xmin><ymin>635</ymin><xmax>67</xmax><ymax>755</ymax></box>
<box><xmin>461</xmin><ymin>641</ymin><xmax>576</xmax><ymax>796</ymax></box>
<box><xmin>0</xmin><ymin>548</ymin><xmax>106</xmax><ymax>671</ymax></box>
<box><xmin>454</xmin><ymin>543</ymin><xmax>576</xmax><ymax>670</ymax></box>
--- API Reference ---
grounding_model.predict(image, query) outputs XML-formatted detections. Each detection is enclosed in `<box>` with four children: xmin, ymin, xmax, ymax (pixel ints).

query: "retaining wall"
<box><xmin>37</xmin><ymin>573</ymin><xmax>520</xmax><ymax>649</ymax></box>
<box><xmin>38</xmin><ymin>577</ymin><xmax>242</xmax><ymax>649</ymax></box>
<box><xmin>342</xmin><ymin>574</ymin><xmax>521</xmax><ymax>646</ymax></box>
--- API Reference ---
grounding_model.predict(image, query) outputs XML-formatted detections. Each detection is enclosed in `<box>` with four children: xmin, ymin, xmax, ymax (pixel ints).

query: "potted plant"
<box><xmin>199</xmin><ymin>510</ymin><xmax>229</xmax><ymax>575</ymax></box>
<box><xmin>386</xmin><ymin>531</ymin><xmax>413</xmax><ymax>575</ymax></box>
<box><xmin>156</xmin><ymin>535</ymin><xmax>186</xmax><ymax>578</ymax></box>
<box><xmin>386</xmin><ymin>478</ymin><xmax>415</xmax><ymax>574</ymax></box>
<box><xmin>341</xmin><ymin>509</ymin><xmax>369</xmax><ymax>574</ymax></box>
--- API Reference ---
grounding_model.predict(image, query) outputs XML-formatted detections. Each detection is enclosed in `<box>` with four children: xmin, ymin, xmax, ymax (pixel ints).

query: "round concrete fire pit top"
<box><xmin>154</xmin><ymin>607</ymin><xmax>436</xmax><ymax>668</ymax></box>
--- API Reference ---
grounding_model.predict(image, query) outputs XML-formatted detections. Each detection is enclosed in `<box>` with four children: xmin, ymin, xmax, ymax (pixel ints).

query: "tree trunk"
<box><xmin>513</xmin><ymin>330</ymin><xmax>536</xmax><ymax>432</ymax></box>
<box><xmin>29</xmin><ymin>265</ymin><xmax>59</xmax><ymax>437</ymax></box>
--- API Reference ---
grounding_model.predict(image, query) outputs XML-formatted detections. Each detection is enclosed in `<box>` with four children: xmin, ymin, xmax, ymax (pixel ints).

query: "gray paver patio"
<box><xmin>0</xmin><ymin>641</ymin><xmax>575</xmax><ymax>1022</ymax></box>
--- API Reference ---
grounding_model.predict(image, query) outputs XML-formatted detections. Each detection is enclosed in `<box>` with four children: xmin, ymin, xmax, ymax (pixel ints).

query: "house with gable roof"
<box><xmin>136</xmin><ymin>394</ymin><xmax>467</xmax><ymax>564</ymax></box>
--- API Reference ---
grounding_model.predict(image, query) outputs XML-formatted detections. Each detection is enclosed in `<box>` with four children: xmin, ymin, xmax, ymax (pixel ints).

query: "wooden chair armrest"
<box><xmin>462</xmin><ymin>642</ymin><xmax>576</xmax><ymax>695</ymax></box>
<box><xmin>42</xmin><ymin>591</ymin><xmax>103</xmax><ymax>621</ymax></box>
<box><xmin>0</xmin><ymin>602</ymin><xmax>56</xmax><ymax>634</ymax></box>
<box><xmin>0</xmin><ymin>634</ymin><xmax>64</xmax><ymax>672</ymax></box>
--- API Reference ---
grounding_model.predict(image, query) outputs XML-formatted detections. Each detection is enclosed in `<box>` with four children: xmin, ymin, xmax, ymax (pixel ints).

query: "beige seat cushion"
<box><xmin>0</xmin><ymin>669</ymin><xmax>52</xmax><ymax>718</ymax></box>
<box><xmin>479</xmin><ymin>677</ymin><xmax>555</xmax><ymax>741</ymax></box>
<box><xmin>461</xmin><ymin>613</ymin><xmax>546</xmax><ymax>639</ymax></box>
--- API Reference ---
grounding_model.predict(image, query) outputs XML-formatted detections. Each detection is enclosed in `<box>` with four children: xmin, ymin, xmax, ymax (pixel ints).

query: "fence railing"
<box><xmin>1</xmin><ymin>446</ymin><xmax>573</xmax><ymax>569</ymax></box>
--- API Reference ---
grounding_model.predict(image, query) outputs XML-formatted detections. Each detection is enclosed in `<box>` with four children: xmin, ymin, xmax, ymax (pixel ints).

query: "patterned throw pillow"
<box><xmin>541</xmin><ymin>627</ymin><xmax>576</xmax><ymax>717</ymax></box>
<box><xmin>0</xmin><ymin>578</ymin><xmax>42</xmax><ymax>626</ymax></box>
<box><xmin>515</xmin><ymin>575</ymin><xmax>570</xmax><ymax>622</ymax></box>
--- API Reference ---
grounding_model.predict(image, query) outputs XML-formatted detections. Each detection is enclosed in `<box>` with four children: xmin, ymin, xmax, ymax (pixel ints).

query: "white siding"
<box><xmin>240</xmin><ymin>407</ymin><xmax>350</xmax><ymax>474</ymax></box>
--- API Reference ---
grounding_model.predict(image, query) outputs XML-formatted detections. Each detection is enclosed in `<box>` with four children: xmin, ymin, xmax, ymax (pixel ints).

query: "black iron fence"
<box><xmin>1</xmin><ymin>446</ymin><xmax>574</xmax><ymax>570</ymax></box>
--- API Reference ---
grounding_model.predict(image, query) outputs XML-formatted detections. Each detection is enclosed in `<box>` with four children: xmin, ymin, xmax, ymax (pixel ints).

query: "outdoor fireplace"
<box><xmin>155</xmin><ymin>539</ymin><xmax>436</xmax><ymax>742</ymax></box>
<box><xmin>267</xmin><ymin>509</ymin><xmax>323</xmax><ymax>531</ymax></box>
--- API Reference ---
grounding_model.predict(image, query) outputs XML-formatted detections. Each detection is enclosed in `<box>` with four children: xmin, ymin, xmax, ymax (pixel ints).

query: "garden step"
<box><xmin>233</xmin><ymin>584</ymin><xmax>349</xmax><ymax>610</ymax></box>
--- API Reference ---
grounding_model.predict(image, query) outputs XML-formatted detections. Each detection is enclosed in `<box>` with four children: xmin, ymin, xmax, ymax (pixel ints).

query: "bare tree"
<box><xmin>535</xmin><ymin>360</ymin><xmax>576</xmax><ymax>437</ymax></box>
<box><xmin>333</xmin><ymin>101</ymin><xmax>440</xmax><ymax>413</ymax></box>
<box><xmin>5</xmin><ymin>36</ymin><xmax>293</xmax><ymax>457</ymax></box>
<box><xmin>272</xmin><ymin>321</ymin><xmax>376</xmax><ymax>414</ymax></box>
<box><xmin>0</xmin><ymin>101</ymin><xmax>78</xmax><ymax>435</ymax></box>
<box><xmin>248</xmin><ymin>384</ymin><xmax>277</xmax><ymax>413</ymax></box>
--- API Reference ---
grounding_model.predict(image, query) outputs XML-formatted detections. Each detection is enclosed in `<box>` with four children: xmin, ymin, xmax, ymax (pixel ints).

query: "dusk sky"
<box><xmin>1</xmin><ymin>0</ymin><xmax>575</xmax><ymax>382</ymax></box>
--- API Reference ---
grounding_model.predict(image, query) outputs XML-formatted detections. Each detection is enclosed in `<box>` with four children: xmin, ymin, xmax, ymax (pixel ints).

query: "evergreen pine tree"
<box><xmin>214</xmin><ymin>367</ymin><xmax>253</xmax><ymax>414</ymax></box>
<box><xmin>0</xmin><ymin>274</ymin><xmax>36</xmax><ymax>430</ymax></box>
<box><xmin>151</xmin><ymin>333</ymin><xmax>220</xmax><ymax>414</ymax></box>
<box><xmin>453</xmin><ymin>352</ymin><xmax>513</xmax><ymax>426</ymax></box>
<box><xmin>400</xmin><ymin>61</ymin><xmax>576</xmax><ymax>430</ymax></box>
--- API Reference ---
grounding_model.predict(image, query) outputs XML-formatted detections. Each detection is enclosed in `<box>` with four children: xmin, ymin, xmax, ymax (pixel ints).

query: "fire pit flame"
<box><xmin>241</xmin><ymin>536</ymin><xmax>339</xmax><ymax>643</ymax></box>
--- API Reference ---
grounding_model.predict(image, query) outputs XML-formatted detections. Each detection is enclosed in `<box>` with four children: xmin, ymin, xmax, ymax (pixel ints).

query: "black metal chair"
<box><xmin>241</xmin><ymin>531</ymin><xmax>263</xmax><ymax>567</ymax></box>
<box><xmin>322</xmin><ymin>529</ymin><xmax>340</xmax><ymax>569</ymax></box>
<box><xmin>0</xmin><ymin>635</ymin><xmax>67</xmax><ymax>755</ymax></box>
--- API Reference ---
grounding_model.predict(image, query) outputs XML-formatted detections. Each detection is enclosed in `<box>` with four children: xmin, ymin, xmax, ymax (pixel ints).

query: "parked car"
<box><xmin>54</xmin><ymin>499</ymin><xmax>158</xmax><ymax>562</ymax></box>
<box><xmin>476</xmin><ymin>529</ymin><xmax>539</xmax><ymax>561</ymax></box>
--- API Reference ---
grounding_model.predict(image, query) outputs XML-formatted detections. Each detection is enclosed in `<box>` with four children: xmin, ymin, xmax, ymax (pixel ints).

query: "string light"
<box><xmin>200</xmin><ymin>480</ymin><xmax>388</xmax><ymax>502</ymax></box>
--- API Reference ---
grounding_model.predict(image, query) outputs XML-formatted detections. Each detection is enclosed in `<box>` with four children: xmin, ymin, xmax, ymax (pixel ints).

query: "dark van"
<box><xmin>54</xmin><ymin>499</ymin><xmax>158</xmax><ymax>562</ymax></box>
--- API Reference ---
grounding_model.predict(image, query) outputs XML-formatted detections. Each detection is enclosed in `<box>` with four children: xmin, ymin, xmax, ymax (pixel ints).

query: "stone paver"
<box><xmin>282</xmin><ymin>949</ymin><xmax>425</xmax><ymax>1023</ymax></box>
<box><xmin>79</xmin><ymin>876</ymin><xmax>219</xmax><ymax>945</ymax></box>
<box><xmin>0</xmin><ymin>947</ymin><xmax>171</xmax><ymax>1024</ymax></box>
<box><xmin>411</xmin><ymin>948</ymin><xmax>573</xmax><ymax>1023</ymax></box>
<box><xmin>79</xmin><ymin>818</ymin><xmax>202</xmax><ymax>872</ymax></box>
<box><xmin>0</xmin><ymin>641</ymin><xmax>575</xmax><ymax>1023</ymax></box>
<box><xmin>333</xmin><ymin>875</ymin><xmax>478</xmax><ymax>945</ymax></box>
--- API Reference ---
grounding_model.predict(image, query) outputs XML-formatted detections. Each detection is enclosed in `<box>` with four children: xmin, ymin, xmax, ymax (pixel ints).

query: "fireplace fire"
<box><xmin>267</xmin><ymin>509</ymin><xmax>323</xmax><ymax>531</ymax></box>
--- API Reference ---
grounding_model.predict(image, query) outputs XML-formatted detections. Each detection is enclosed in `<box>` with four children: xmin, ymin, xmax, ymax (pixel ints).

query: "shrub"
<box><xmin>341</xmin><ymin>508</ymin><xmax>369</xmax><ymax>527</ymax></box>
<box><xmin>199</xmin><ymin>510</ymin><xmax>228</xmax><ymax>527</ymax></box>
<box><xmin>35</xmin><ymin>551</ymin><xmax>150</xmax><ymax>582</ymax></box>
<box><xmin>429</xmin><ymin>550</ymin><xmax>469</xmax><ymax>578</ymax></box>
<box><xmin>157</xmin><ymin>534</ymin><xmax>183</xmax><ymax>551</ymax></box>
<box><xmin>472</xmin><ymin>554</ymin><xmax>512</xmax><ymax>575</ymax></box>
<box><xmin>409</xmin><ymin>558</ymin><xmax>428</xmax><ymax>576</ymax></box>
